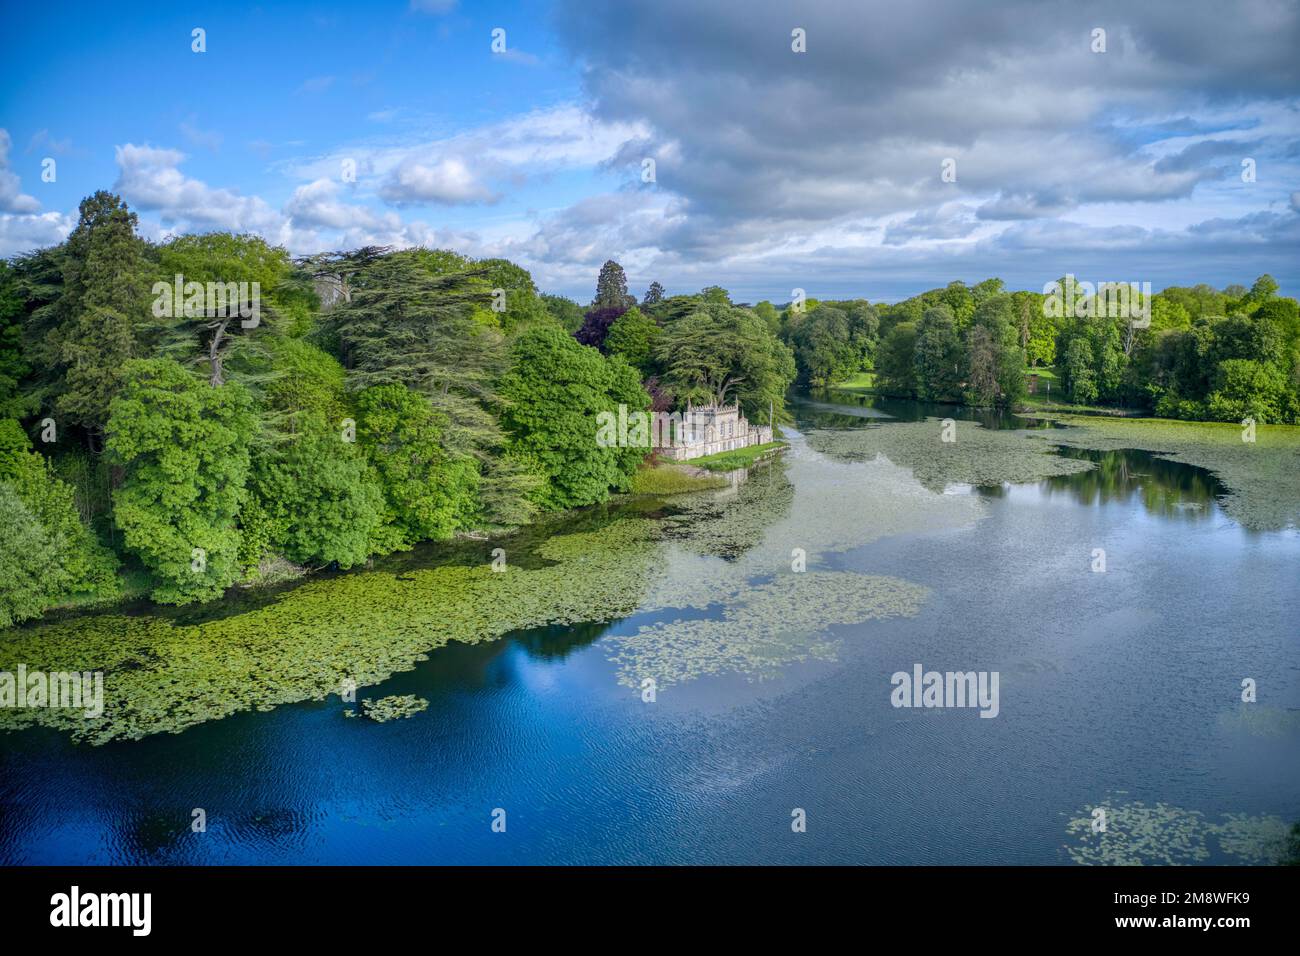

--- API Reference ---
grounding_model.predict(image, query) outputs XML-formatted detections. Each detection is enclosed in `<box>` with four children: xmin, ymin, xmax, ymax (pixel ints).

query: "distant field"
<box><xmin>830</xmin><ymin>371</ymin><xmax>875</xmax><ymax>391</ymax></box>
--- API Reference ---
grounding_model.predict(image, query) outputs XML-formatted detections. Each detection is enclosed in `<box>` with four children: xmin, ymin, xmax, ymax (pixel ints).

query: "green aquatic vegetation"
<box><xmin>626</xmin><ymin>463</ymin><xmax>728</xmax><ymax>496</ymax></box>
<box><xmin>0</xmin><ymin>517</ymin><xmax>663</xmax><ymax>744</ymax></box>
<box><xmin>1064</xmin><ymin>797</ymin><xmax>1289</xmax><ymax>865</ymax></box>
<box><xmin>347</xmin><ymin>694</ymin><xmax>429</xmax><ymax>722</ymax></box>
<box><xmin>606</xmin><ymin>571</ymin><xmax>928</xmax><ymax>689</ymax></box>
<box><xmin>1029</xmin><ymin>415</ymin><xmax>1300</xmax><ymax>531</ymax></box>
<box><xmin>806</xmin><ymin>419</ymin><xmax>1094</xmax><ymax>491</ymax></box>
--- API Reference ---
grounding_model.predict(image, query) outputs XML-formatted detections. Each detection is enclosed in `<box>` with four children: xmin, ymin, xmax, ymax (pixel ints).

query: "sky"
<box><xmin>1</xmin><ymin>0</ymin><xmax>1297</xmax><ymax>303</ymax></box>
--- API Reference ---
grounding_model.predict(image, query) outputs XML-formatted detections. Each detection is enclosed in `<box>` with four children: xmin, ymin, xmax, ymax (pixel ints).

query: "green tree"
<box><xmin>0</xmin><ymin>261</ymin><xmax>33</xmax><ymax>419</ymax></box>
<box><xmin>594</xmin><ymin>259</ymin><xmax>635</xmax><ymax>310</ymax></box>
<box><xmin>541</xmin><ymin>293</ymin><xmax>585</xmax><ymax>334</ymax></box>
<box><xmin>0</xmin><ymin>418</ymin><xmax>118</xmax><ymax>616</ymax></box>
<box><xmin>603</xmin><ymin>306</ymin><xmax>661</xmax><ymax>375</ymax></box>
<box><xmin>913</xmin><ymin>306</ymin><xmax>963</xmax><ymax>401</ymax></box>
<box><xmin>0</xmin><ymin>484</ymin><xmax>68</xmax><ymax>628</ymax></box>
<box><xmin>107</xmin><ymin>359</ymin><xmax>256</xmax><ymax>604</ymax></box>
<box><xmin>156</xmin><ymin>232</ymin><xmax>292</xmax><ymax>387</ymax></box>
<box><xmin>1205</xmin><ymin>359</ymin><xmax>1289</xmax><ymax>423</ymax></box>
<box><xmin>500</xmin><ymin>326</ymin><xmax>649</xmax><ymax>510</ymax></box>
<box><xmin>875</xmin><ymin>322</ymin><xmax>919</xmax><ymax>398</ymax></box>
<box><xmin>655</xmin><ymin>303</ymin><xmax>795</xmax><ymax>421</ymax></box>
<box><xmin>48</xmin><ymin>192</ymin><xmax>152</xmax><ymax>446</ymax></box>
<box><xmin>355</xmin><ymin>384</ymin><xmax>479</xmax><ymax>547</ymax></box>
<box><xmin>642</xmin><ymin>281</ymin><xmax>665</xmax><ymax>307</ymax></box>
<box><xmin>1063</xmin><ymin>337</ymin><xmax>1098</xmax><ymax>405</ymax></box>
<box><xmin>249</xmin><ymin>411</ymin><xmax>384</xmax><ymax>567</ymax></box>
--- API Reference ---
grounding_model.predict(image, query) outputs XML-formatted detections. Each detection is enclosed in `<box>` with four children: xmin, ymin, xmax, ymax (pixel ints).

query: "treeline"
<box><xmin>0</xmin><ymin>192</ymin><xmax>796</xmax><ymax>624</ymax></box>
<box><xmin>769</xmin><ymin>276</ymin><xmax>1300</xmax><ymax>422</ymax></box>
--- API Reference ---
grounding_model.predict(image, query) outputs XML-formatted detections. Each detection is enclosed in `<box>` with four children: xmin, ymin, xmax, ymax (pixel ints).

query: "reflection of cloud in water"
<box><xmin>613</xmin><ymin>432</ymin><xmax>975</xmax><ymax>688</ymax></box>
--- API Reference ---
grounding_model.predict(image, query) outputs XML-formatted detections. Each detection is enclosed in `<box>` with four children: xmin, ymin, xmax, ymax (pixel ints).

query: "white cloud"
<box><xmin>379</xmin><ymin>157</ymin><xmax>499</xmax><ymax>206</ymax></box>
<box><xmin>113</xmin><ymin>143</ymin><xmax>280</xmax><ymax>232</ymax></box>
<box><xmin>0</xmin><ymin>129</ymin><xmax>41</xmax><ymax>214</ymax></box>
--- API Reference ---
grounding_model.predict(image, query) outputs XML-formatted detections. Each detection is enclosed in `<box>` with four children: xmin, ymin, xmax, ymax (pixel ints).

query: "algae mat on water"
<box><xmin>805</xmin><ymin>419</ymin><xmax>1095</xmax><ymax>490</ymax></box>
<box><xmin>0</xmin><ymin>518</ymin><xmax>665</xmax><ymax>744</ymax></box>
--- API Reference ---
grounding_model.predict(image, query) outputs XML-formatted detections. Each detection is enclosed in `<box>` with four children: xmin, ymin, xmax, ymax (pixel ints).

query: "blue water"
<box><xmin>1</xmin><ymin>394</ymin><xmax>1297</xmax><ymax>864</ymax></box>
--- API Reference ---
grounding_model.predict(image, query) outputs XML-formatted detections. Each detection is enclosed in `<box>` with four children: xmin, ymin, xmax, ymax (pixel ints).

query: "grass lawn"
<box><xmin>628</xmin><ymin>462</ymin><xmax>729</xmax><ymax>495</ymax></box>
<box><xmin>689</xmin><ymin>441</ymin><xmax>788</xmax><ymax>471</ymax></box>
<box><xmin>830</xmin><ymin>371</ymin><xmax>875</xmax><ymax>391</ymax></box>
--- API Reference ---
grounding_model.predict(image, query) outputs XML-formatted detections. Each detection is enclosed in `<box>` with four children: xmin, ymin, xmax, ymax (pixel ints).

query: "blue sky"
<box><xmin>2</xmin><ymin>0</ymin><xmax>1298</xmax><ymax>303</ymax></box>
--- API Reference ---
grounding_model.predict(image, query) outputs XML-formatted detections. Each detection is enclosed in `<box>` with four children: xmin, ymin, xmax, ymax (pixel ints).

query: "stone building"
<box><xmin>653</xmin><ymin>402</ymin><xmax>772</xmax><ymax>462</ymax></box>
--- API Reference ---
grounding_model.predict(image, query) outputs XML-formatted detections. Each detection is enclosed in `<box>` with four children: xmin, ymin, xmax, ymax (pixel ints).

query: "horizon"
<box><xmin>2</xmin><ymin>0</ymin><xmax>1298</xmax><ymax>303</ymax></box>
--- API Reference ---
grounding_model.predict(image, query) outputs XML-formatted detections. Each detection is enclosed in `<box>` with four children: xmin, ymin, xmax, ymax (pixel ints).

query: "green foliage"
<box><xmin>107</xmin><ymin>359</ymin><xmax>256</xmax><ymax>604</ymax></box>
<box><xmin>476</xmin><ymin>258</ymin><xmax>551</xmax><ymax>333</ymax></box>
<box><xmin>0</xmin><ymin>483</ymin><xmax>67</xmax><ymax>628</ymax></box>
<box><xmin>875</xmin><ymin>322</ymin><xmax>919</xmax><ymax>397</ymax></box>
<box><xmin>540</xmin><ymin>293</ymin><xmax>585</xmax><ymax>334</ymax></box>
<box><xmin>48</xmin><ymin>192</ymin><xmax>153</xmax><ymax>441</ymax></box>
<box><xmin>655</xmin><ymin>302</ymin><xmax>796</xmax><ymax>421</ymax></box>
<box><xmin>913</xmin><ymin>306</ymin><xmax>963</xmax><ymax>401</ymax></box>
<box><xmin>1205</xmin><ymin>359</ymin><xmax>1290</xmax><ymax>423</ymax></box>
<box><xmin>250</xmin><ymin>411</ymin><xmax>384</xmax><ymax>568</ymax></box>
<box><xmin>594</xmin><ymin>259</ymin><xmax>635</xmax><ymax>310</ymax></box>
<box><xmin>0</xmin><ymin>261</ymin><xmax>34</xmax><ymax>419</ymax></box>
<box><xmin>155</xmin><ymin>232</ymin><xmax>292</xmax><ymax>387</ymax></box>
<box><xmin>355</xmin><ymin>384</ymin><xmax>479</xmax><ymax>546</ymax></box>
<box><xmin>500</xmin><ymin>325</ymin><xmax>650</xmax><ymax>509</ymax></box>
<box><xmin>603</xmin><ymin>306</ymin><xmax>661</xmax><ymax>375</ymax></box>
<box><xmin>0</xmin><ymin>419</ymin><xmax>119</xmax><ymax>624</ymax></box>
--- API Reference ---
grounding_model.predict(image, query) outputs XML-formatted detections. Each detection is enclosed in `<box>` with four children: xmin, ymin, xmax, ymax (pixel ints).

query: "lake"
<box><xmin>2</xmin><ymin>389</ymin><xmax>1297</xmax><ymax>865</ymax></box>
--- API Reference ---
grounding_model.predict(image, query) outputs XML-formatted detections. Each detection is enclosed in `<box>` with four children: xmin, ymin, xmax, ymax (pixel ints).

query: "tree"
<box><xmin>1205</xmin><ymin>359</ymin><xmax>1289</xmax><ymax>423</ymax></box>
<box><xmin>1063</xmin><ymin>338</ymin><xmax>1097</xmax><ymax>404</ymax></box>
<box><xmin>786</xmin><ymin>305</ymin><xmax>857</xmax><ymax>386</ymax></box>
<box><xmin>476</xmin><ymin>258</ymin><xmax>551</xmax><ymax>333</ymax></box>
<box><xmin>0</xmin><ymin>418</ymin><xmax>118</xmax><ymax>618</ymax></box>
<box><xmin>0</xmin><ymin>261</ymin><xmax>33</xmax><ymax>419</ymax></box>
<box><xmin>48</xmin><ymin>192</ymin><xmax>152</xmax><ymax>446</ymax></box>
<box><xmin>913</xmin><ymin>306</ymin><xmax>963</xmax><ymax>401</ymax></box>
<box><xmin>875</xmin><ymin>322</ymin><xmax>919</xmax><ymax>398</ymax></box>
<box><xmin>540</xmin><ymin>293</ymin><xmax>585</xmax><ymax>334</ymax></box>
<box><xmin>355</xmin><ymin>384</ymin><xmax>479</xmax><ymax>547</ymax></box>
<box><xmin>594</xmin><ymin>259</ymin><xmax>635</xmax><ymax>310</ymax></box>
<box><xmin>249</xmin><ymin>411</ymin><xmax>384</xmax><ymax>567</ymax></box>
<box><xmin>0</xmin><ymin>484</ymin><xmax>68</xmax><ymax>628</ymax></box>
<box><xmin>603</xmin><ymin>306</ymin><xmax>661</xmax><ymax>374</ymax></box>
<box><xmin>320</xmin><ymin>250</ymin><xmax>505</xmax><ymax>464</ymax></box>
<box><xmin>107</xmin><ymin>359</ymin><xmax>256</xmax><ymax>604</ymax></box>
<box><xmin>500</xmin><ymin>326</ymin><xmax>649</xmax><ymax>510</ymax></box>
<box><xmin>655</xmin><ymin>303</ymin><xmax>795</xmax><ymax>421</ymax></box>
<box><xmin>965</xmin><ymin>325</ymin><xmax>999</xmax><ymax>407</ymax></box>
<box><xmin>642</xmin><ymin>281</ymin><xmax>665</xmax><ymax>307</ymax></box>
<box><xmin>156</xmin><ymin>232</ymin><xmax>291</xmax><ymax>386</ymax></box>
<box><xmin>574</xmin><ymin>305</ymin><xmax>628</xmax><ymax>351</ymax></box>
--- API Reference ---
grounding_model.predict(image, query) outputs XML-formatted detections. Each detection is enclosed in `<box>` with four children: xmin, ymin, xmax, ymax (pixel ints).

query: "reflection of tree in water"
<box><xmin>515</xmin><ymin>620</ymin><xmax>613</xmax><ymax>661</ymax></box>
<box><xmin>1043</xmin><ymin>447</ymin><xmax>1224</xmax><ymax>521</ymax></box>
<box><xmin>658</xmin><ymin>457</ymin><xmax>796</xmax><ymax>561</ymax></box>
